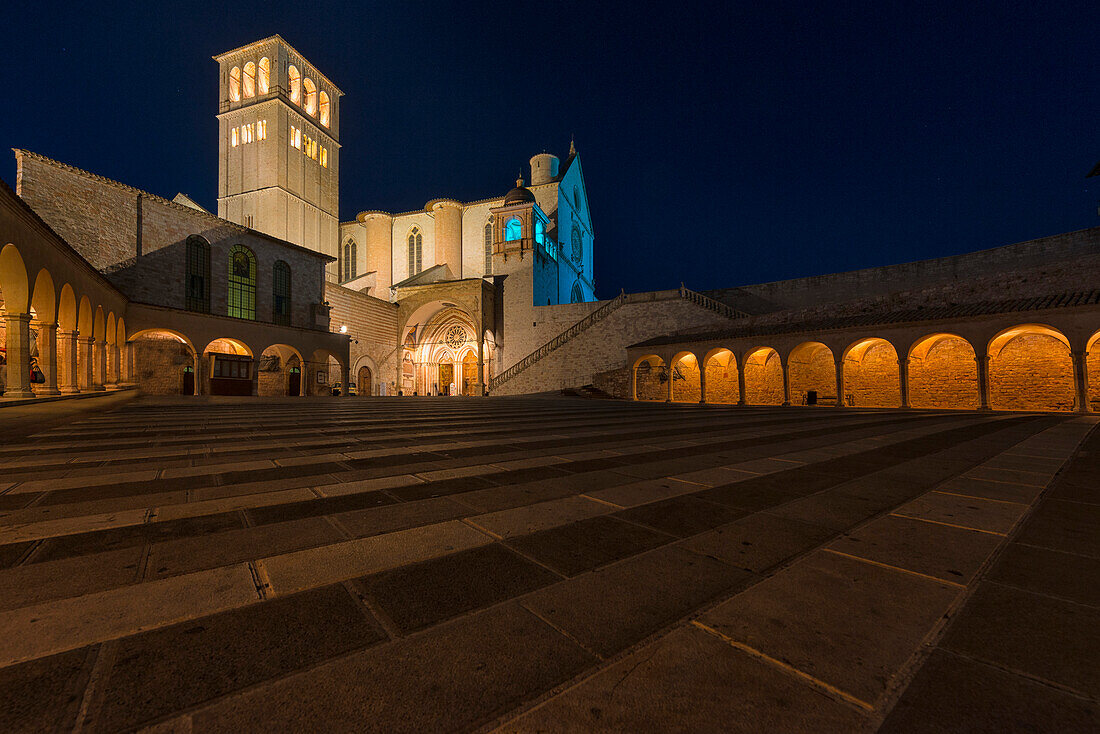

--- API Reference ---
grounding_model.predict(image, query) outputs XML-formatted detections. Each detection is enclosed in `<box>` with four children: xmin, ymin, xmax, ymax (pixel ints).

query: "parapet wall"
<box><xmin>709</xmin><ymin>227</ymin><xmax>1100</xmax><ymax>312</ymax></box>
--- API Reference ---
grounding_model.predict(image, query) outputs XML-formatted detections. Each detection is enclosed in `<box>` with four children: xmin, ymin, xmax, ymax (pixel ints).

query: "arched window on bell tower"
<box><xmin>407</xmin><ymin>227</ymin><xmax>423</xmax><ymax>276</ymax></box>
<box><xmin>505</xmin><ymin>217</ymin><xmax>522</xmax><ymax>242</ymax></box>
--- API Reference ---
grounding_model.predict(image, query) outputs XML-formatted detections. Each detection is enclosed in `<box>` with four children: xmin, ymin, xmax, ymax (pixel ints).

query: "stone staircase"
<box><xmin>490</xmin><ymin>286</ymin><xmax>749</xmax><ymax>395</ymax></box>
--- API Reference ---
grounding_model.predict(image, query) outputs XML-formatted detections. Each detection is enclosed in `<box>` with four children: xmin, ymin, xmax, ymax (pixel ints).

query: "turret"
<box><xmin>529</xmin><ymin>153</ymin><xmax>559</xmax><ymax>186</ymax></box>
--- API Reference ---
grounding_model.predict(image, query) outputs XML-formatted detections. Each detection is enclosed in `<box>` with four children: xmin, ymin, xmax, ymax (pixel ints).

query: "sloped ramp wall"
<box><xmin>492</xmin><ymin>299</ymin><xmax>732</xmax><ymax>395</ymax></box>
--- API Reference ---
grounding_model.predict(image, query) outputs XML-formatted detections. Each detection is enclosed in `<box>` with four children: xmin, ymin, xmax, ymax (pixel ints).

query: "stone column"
<box><xmin>125</xmin><ymin>343</ymin><xmax>135</xmax><ymax>383</ymax></box>
<box><xmin>193</xmin><ymin>352</ymin><xmax>202</xmax><ymax>396</ymax></box>
<box><xmin>781</xmin><ymin>359</ymin><xmax>792</xmax><ymax>407</ymax></box>
<box><xmin>699</xmin><ymin>363</ymin><xmax>707</xmax><ymax>404</ymax></box>
<box><xmin>475</xmin><ymin>339</ymin><xmax>486</xmax><ymax>397</ymax></box>
<box><xmin>92</xmin><ymin>340</ymin><xmax>107</xmax><ymax>391</ymax></box>
<box><xmin>78</xmin><ymin>337</ymin><xmax>94</xmax><ymax>391</ymax></box>
<box><xmin>975</xmin><ymin>353</ymin><xmax>991</xmax><ymax>410</ymax></box>
<box><xmin>665</xmin><ymin>363</ymin><xmax>673</xmax><ymax>403</ymax></box>
<box><xmin>105</xmin><ymin>345</ymin><xmax>120</xmax><ymax>390</ymax></box>
<box><xmin>898</xmin><ymin>357</ymin><xmax>911</xmax><ymax>409</ymax></box>
<box><xmin>58</xmin><ymin>330</ymin><xmax>80</xmax><ymax>394</ymax></box>
<box><xmin>1071</xmin><ymin>351</ymin><xmax>1090</xmax><ymax>413</ymax></box>
<box><xmin>834</xmin><ymin>358</ymin><xmax>845</xmax><ymax>407</ymax></box>
<box><xmin>737</xmin><ymin>363</ymin><xmax>747</xmax><ymax>406</ymax></box>
<box><xmin>2</xmin><ymin>313</ymin><xmax>34</xmax><ymax>398</ymax></box>
<box><xmin>32</xmin><ymin>321</ymin><xmax>60</xmax><ymax>396</ymax></box>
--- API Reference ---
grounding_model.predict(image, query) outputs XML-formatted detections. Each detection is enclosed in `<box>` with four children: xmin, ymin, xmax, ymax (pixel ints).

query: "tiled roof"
<box><xmin>631</xmin><ymin>290</ymin><xmax>1100</xmax><ymax>348</ymax></box>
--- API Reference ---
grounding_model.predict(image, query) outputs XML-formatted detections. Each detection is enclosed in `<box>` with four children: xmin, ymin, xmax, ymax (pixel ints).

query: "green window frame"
<box><xmin>272</xmin><ymin>260</ymin><xmax>291</xmax><ymax>326</ymax></box>
<box><xmin>228</xmin><ymin>244</ymin><xmax>257</xmax><ymax>320</ymax></box>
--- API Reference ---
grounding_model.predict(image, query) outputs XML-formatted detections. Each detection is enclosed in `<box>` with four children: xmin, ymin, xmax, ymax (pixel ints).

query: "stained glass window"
<box><xmin>228</xmin><ymin>245</ymin><xmax>256</xmax><ymax>320</ymax></box>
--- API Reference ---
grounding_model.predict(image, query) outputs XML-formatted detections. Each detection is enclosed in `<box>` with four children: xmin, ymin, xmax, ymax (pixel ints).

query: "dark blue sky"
<box><xmin>3</xmin><ymin>2</ymin><xmax>1097</xmax><ymax>298</ymax></box>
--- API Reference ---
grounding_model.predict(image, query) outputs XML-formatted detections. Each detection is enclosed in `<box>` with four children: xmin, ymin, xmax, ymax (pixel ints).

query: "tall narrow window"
<box><xmin>483</xmin><ymin>222</ymin><xmax>493</xmax><ymax>274</ymax></box>
<box><xmin>535</xmin><ymin>220</ymin><xmax>545</xmax><ymax>246</ymax></box>
<box><xmin>571</xmin><ymin>224</ymin><xmax>583</xmax><ymax>264</ymax></box>
<box><xmin>343</xmin><ymin>239</ymin><xmax>358</xmax><ymax>281</ymax></box>
<box><xmin>231</xmin><ymin>128</ymin><xmax>239</xmax><ymax>147</ymax></box>
<box><xmin>258</xmin><ymin>57</ymin><xmax>270</xmax><ymax>94</ymax></box>
<box><xmin>243</xmin><ymin>61</ymin><xmax>256</xmax><ymax>98</ymax></box>
<box><xmin>229</xmin><ymin>66</ymin><xmax>241</xmax><ymax>101</ymax></box>
<box><xmin>272</xmin><ymin>260</ymin><xmax>291</xmax><ymax>326</ymax></box>
<box><xmin>505</xmin><ymin>217</ymin><xmax>522</xmax><ymax>242</ymax></box>
<box><xmin>303</xmin><ymin>78</ymin><xmax>317</xmax><ymax>115</ymax></box>
<box><xmin>571</xmin><ymin>281</ymin><xmax>583</xmax><ymax>304</ymax></box>
<box><xmin>185</xmin><ymin>236</ymin><xmax>210</xmax><ymax>313</ymax></box>
<box><xmin>227</xmin><ymin>245</ymin><xmax>257</xmax><ymax>320</ymax></box>
<box><xmin>407</xmin><ymin>228</ymin><xmax>423</xmax><ymax>276</ymax></box>
<box><xmin>319</xmin><ymin>91</ymin><xmax>330</xmax><ymax>126</ymax></box>
<box><xmin>288</xmin><ymin>65</ymin><xmax>301</xmax><ymax>103</ymax></box>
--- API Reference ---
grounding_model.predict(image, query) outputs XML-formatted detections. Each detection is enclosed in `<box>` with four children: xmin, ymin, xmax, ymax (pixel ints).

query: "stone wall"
<box><xmin>789</xmin><ymin>346</ymin><xmax>835</xmax><ymax>405</ymax></box>
<box><xmin>711</xmin><ymin>227</ymin><xmax>1100</xmax><ymax>313</ymax></box>
<box><xmin>910</xmin><ymin>337</ymin><xmax>978</xmax><ymax>409</ymax></box>
<box><xmin>133</xmin><ymin>335</ymin><xmax>191</xmax><ymax>395</ymax></box>
<box><xmin>990</xmin><ymin>334</ymin><xmax>1074</xmax><ymax>411</ymax></box>
<box><xmin>845</xmin><ymin>342</ymin><xmax>901</xmax><ymax>408</ymax></box>
<box><xmin>492</xmin><ymin>297</ymin><xmax>734</xmax><ymax>395</ymax></box>
<box><xmin>744</xmin><ymin>352</ymin><xmax>784</xmax><ymax>405</ymax></box>
<box><xmin>671</xmin><ymin>356</ymin><xmax>701</xmax><ymax>402</ymax></box>
<box><xmin>324</xmin><ymin>283</ymin><xmax>400</xmax><ymax>394</ymax></box>
<box><xmin>15</xmin><ymin>151</ymin><xmax>328</xmax><ymax>330</ymax></box>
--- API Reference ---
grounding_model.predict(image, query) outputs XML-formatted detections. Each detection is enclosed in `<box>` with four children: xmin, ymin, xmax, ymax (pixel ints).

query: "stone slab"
<box><xmin>677</xmin><ymin>512</ymin><xmax>837</xmax><ymax>573</ymax></box>
<box><xmin>893</xmin><ymin>492</ymin><xmax>1028</xmax><ymax>535</ymax></box>
<box><xmin>0</xmin><ymin>646</ymin><xmax>96</xmax><ymax>734</ymax></box>
<box><xmin>699</xmin><ymin>550</ymin><xmax>960</xmax><ymax>707</ymax></box>
<box><xmin>941</xmin><ymin>581</ymin><xmax>1100</xmax><ymax>698</ymax></box>
<box><xmin>506</xmin><ymin>515</ymin><xmax>671</xmax><ymax>577</ymax></box>
<box><xmin>469</xmin><ymin>495</ymin><xmax>609</xmax><ymax>539</ymax></box>
<box><xmin>612</xmin><ymin>495</ymin><xmax>749</xmax><ymax>538</ymax></box>
<box><xmin>497</xmin><ymin>624</ymin><xmax>867</xmax><ymax>733</ymax></box>
<box><xmin>261</xmin><ymin>520</ymin><xmax>492</xmax><ymax>595</ymax></box>
<box><xmin>987</xmin><ymin>542</ymin><xmax>1100</xmax><ymax>607</ymax></box>
<box><xmin>1012</xmin><ymin>499</ymin><xmax>1100</xmax><ymax>558</ymax></box>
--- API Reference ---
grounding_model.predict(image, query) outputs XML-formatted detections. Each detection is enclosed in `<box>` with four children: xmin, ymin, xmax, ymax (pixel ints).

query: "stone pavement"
<box><xmin>0</xmin><ymin>396</ymin><xmax>1096</xmax><ymax>732</ymax></box>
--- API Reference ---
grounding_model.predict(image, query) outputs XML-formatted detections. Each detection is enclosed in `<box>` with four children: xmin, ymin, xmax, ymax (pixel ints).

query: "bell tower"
<box><xmin>214</xmin><ymin>36</ymin><xmax>342</xmax><ymax>278</ymax></box>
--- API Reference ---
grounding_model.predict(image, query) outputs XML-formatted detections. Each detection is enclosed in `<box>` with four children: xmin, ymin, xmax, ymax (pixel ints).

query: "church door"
<box><xmin>287</xmin><ymin>366</ymin><xmax>301</xmax><ymax>396</ymax></box>
<box><xmin>181</xmin><ymin>366</ymin><xmax>194</xmax><ymax>395</ymax></box>
<box><xmin>462</xmin><ymin>355</ymin><xmax>478</xmax><ymax>396</ymax></box>
<box><xmin>438</xmin><ymin>363</ymin><xmax>454</xmax><ymax>395</ymax></box>
<box><xmin>357</xmin><ymin>366</ymin><xmax>372</xmax><ymax>396</ymax></box>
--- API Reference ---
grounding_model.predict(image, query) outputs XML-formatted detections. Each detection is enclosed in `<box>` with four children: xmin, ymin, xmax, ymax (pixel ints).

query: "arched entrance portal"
<box><xmin>703</xmin><ymin>349</ymin><xmax>739</xmax><ymax>404</ymax></box>
<box><xmin>205</xmin><ymin>338</ymin><xmax>253</xmax><ymax>396</ymax></box>
<box><xmin>129</xmin><ymin>329</ymin><xmax>197</xmax><ymax>395</ymax></box>
<box><xmin>258</xmin><ymin>344</ymin><xmax>304</xmax><ymax>397</ymax></box>
<box><xmin>357</xmin><ymin>365</ymin><xmax>372</xmax><ymax>396</ymax></box>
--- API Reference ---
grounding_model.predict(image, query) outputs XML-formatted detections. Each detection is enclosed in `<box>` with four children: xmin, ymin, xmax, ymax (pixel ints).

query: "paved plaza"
<box><xmin>0</xmin><ymin>395</ymin><xmax>1097</xmax><ymax>732</ymax></box>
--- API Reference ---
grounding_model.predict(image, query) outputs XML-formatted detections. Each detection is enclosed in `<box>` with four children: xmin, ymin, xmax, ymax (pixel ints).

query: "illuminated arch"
<box><xmin>505</xmin><ymin>217</ymin><xmax>522</xmax><ymax>242</ymax></box>
<box><xmin>907</xmin><ymin>333</ymin><xmax>978</xmax><ymax>409</ymax></box>
<box><xmin>242</xmin><ymin>61</ymin><xmax>256</xmax><ymax>98</ymax></box>
<box><xmin>743</xmin><ymin>346</ymin><xmax>783</xmax><ymax>405</ymax></box>
<box><xmin>788</xmin><ymin>341</ymin><xmax>835</xmax><ymax>406</ymax></box>
<box><xmin>319</xmin><ymin>91</ymin><xmax>330</xmax><ymax>126</ymax></box>
<box><xmin>632</xmin><ymin>354</ymin><xmax>667</xmax><ymax>401</ymax></box>
<box><xmin>303</xmin><ymin>78</ymin><xmax>317</xmax><ymax>115</ymax></box>
<box><xmin>0</xmin><ymin>243</ymin><xmax>30</xmax><ymax>314</ymax></box>
<box><xmin>257</xmin><ymin>57</ymin><xmax>270</xmax><ymax>94</ymax></box>
<box><xmin>703</xmin><ymin>347</ymin><xmax>739</xmax><ymax>404</ymax></box>
<box><xmin>288</xmin><ymin>65</ymin><xmax>301</xmax><ymax>103</ymax></box>
<box><xmin>670</xmin><ymin>351</ymin><xmax>701</xmax><ymax>403</ymax></box>
<box><xmin>842</xmin><ymin>337</ymin><xmax>900</xmax><ymax>407</ymax></box>
<box><xmin>30</xmin><ymin>268</ymin><xmax>56</xmax><ymax>324</ymax></box>
<box><xmin>229</xmin><ymin>66</ymin><xmax>241</xmax><ymax>101</ymax></box>
<box><xmin>407</xmin><ymin>227</ymin><xmax>423</xmax><ymax>276</ymax></box>
<box><xmin>987</xmin><ymin>324</ymin><xmax>1073</xmax><ymax>411</ymax></box>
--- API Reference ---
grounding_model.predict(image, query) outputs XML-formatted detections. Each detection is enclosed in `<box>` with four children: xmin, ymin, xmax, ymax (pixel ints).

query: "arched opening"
<box><xmin>407</xmin><ymin>228</ymin><xmax>423</xmax><ymax>277</ymax></box>
<box><xmin>130</xmin><ymin>329</ymin><xmax>196</xmax><ymax>395</ymax></box>
<box><xmin>671</xmin><ymin>352</ymin><xmax>701</xmax><ymax>403</ymax></box>
<box><xmin>908</xmin><ymin>333</ymin><xmax>978</xmax><ymax>409</ymax></box>
<box><xmin>186</xmin><ymin>236</ymin><xmax>211</xmax><ymax>313</ymax></box>
<box><xmin>204</xmin><ymin>338</ymin><xmax>253</xmax><ymax>396</ymax></box>
<box><xmin>843</xmin><ymin>338</ymin><xmax>900</xmax><ymax>407</ymax></box>
<box><xmin>988</xmin><ymin>324</ymin><xmax>1074</xmax><ymax>412</ymax></box>
<box><xmin>483</xmin><ymin>221</ymin><xmax>493</xmax><ymax>275</ymax></box>
<box><xmin>257</xmin><ymin>57</ymin><xmax>270</xmax><ymax>94</ymax></box>
<box><xmin>258</xmin><ymin>344</ymin><xmax>304</xmax><ymax>397</ymax></box>
<box><xmin>242</xmin><ymin>61</ymin><xmax>256</xmax><ymax>98</ymax></box>
<box><xmin>505</xmin><ymin>217</ymin><xmax>522</xmax><ymax>242</ymax></box>
<box><xmin>287</xmin><ymin>65</ymin><xmax>301</xmax><ymax>104</ymax></box>
<box><xmin>703</xmin><ymin>348</ymin><xmax>739</xmax><ymax>404</ymax></box>
<box><xmin>229</xmin><ymin>66</ymin><xmax>241</xmax><ymax>101</ymax></box>
<box><xmin>633</xmin><ymin>355</ymin><xmax>666</xmax><ymax>401</ymax></box>
<box><xmin>303</xmin><ymin>78</ymin><xmax>317</xmax><ymax>115</ymax></box>
<box><xmin>357</xmin><ymin>365</ymin><xmax>373</xmax><ymax>396</ymax></box>
<box><xmin>319</xmin><ymin>90</ymin><xmax>330</xmax><ymax>126</ymax></box>
<box><xmin>788</xmin><ymin>341</ymin><xmax>835</xmax><ymax>406</ymax></box>
<box><xmin>314</xmin><ymin>350</ymin><xmax>346</xmax><ymax>397</ymax></box>
<box><xmin>743</xmin><ymin>347</ymin><xmax>783</xmax><ymax>405</ymax></box>
<box><xmin>0</xmin><ymin>244</ymin><xmax>31</xmax><ymax>395</ymax></box>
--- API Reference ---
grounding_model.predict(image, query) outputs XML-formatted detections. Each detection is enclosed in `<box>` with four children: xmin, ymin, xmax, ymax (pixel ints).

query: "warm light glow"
<box><xmin>231</xmin><ymin>128</ymin><xmax>239</xmax><ymax>147</ymax></box>
<box><xmin>229</xmin><ymin>66</ymin><xmax>241</xmax><ymax>101</ymax></box>
<box><xmin>339</xmin><ymin>325</ymin><xmax>348</xmax><ymax>334</ymax></box>
<box><xmin>319</xmin><ymin>91</ymin><xmax>330</xmax><ymax>126</ymax></box>
<box><xmin>258</xmin><ymin>57</ymin><xmax>270</xmax><ymax>94</ymax></box>
<box><xmin>288</xmin><ymin>65</ymin><xmax>301</xmax><ymax>103</ymax></box>
<box><xmin>243</xmin><ymin>61</ymin><xmax>256</xmax><ymax>98</ymax></box>
<box><xmin>303</xmin><ymin>78</ymin><xmax>317</xmax><ymax>115</ymax></box>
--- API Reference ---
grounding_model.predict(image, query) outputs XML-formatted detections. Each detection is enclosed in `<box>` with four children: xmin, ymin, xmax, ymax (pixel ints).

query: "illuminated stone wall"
<box><xmin>671</xmin><ymin>356</ymin><xmax>701</xmax><ymax>402</ymax></box>
<box><xmin>634</xmin><ymin>360</ymin><xmax>665</xmax><ymax>401</ymax></box>
<box><xmin>788</xmin><ymin>346</ymin><xmax>835</xmax><ymax>405</ymax></box>
<box><xmin>133</xmin><ymin>335</ymin><xmax>191</xmax><ymax>395</ymax></box>
<box><xmin>744</xmin><ymin>352</ymin><xmax>783</xmax><ymax>405</ymax></box>
<box><xmin>909</xmin><ymin>337</ymin><xmax>979</xmax><ymax>409</ymax></box>
<box><xmin>845</xmin><ymin>343</ymin><xmax>900</xmax><ymax>407</ymax></box>
<box><xmin>704</xmin><ymin>355</ymin><xmax>740</xmax><ymax>404</ymax></box>
<box><xmin>990</xmin><ymin>334</ymin><xmax>1074</xmax><ymax>411</ymax></box>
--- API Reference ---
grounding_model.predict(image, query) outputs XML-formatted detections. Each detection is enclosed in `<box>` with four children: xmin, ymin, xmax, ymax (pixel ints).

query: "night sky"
<box><xmin>2</xmin><ymin>2</ymin><xmax>1097</xmax><ymax>299</ymax></box>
